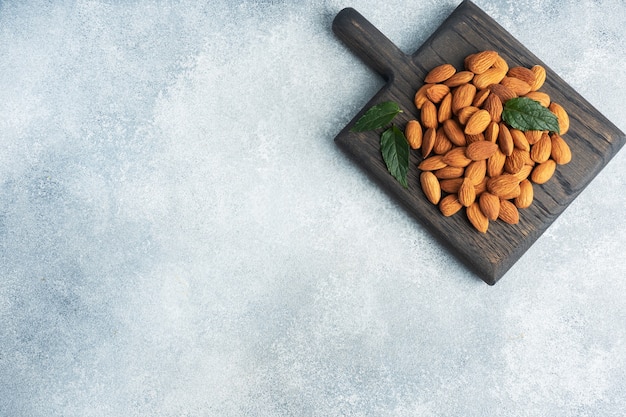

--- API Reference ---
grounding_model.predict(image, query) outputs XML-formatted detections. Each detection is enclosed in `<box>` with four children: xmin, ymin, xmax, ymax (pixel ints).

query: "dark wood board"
<box><xmin>332</xmin><ymin>1</ymin><xmax>625</xmax><ymax>285</ymax></box>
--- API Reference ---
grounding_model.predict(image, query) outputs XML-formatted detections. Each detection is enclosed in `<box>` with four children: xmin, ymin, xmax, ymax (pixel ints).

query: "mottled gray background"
<box><xmin>1</xmin><ymin>0</ymin><xmax>625</xmax><ymax>416</ymax></box>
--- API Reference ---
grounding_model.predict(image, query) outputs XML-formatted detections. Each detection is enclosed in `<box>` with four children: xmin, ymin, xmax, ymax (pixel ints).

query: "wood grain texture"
<box><xmin>332</xmin><ymin>1</ymin><xmax>625</xmax><ymax>285</ymax></box>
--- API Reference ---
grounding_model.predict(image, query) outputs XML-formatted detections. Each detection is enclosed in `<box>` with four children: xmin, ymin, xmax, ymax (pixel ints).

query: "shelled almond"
<box><xmin>406</xmin><ymin>50</ymin><xmax>572</xmax><ymax>233</ymax></box>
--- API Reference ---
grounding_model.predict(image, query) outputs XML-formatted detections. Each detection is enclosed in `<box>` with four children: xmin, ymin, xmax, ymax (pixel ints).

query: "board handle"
<box><xmin>332</xmin><ymin>8</ymin><xmax>407</xmax><ymax>81</ymax></box>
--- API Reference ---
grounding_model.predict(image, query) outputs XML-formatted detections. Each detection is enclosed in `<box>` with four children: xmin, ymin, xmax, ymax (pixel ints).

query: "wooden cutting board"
<box><xmin>332</xmin><ymin>1</ymin><xmax>625</xmax><ymax>285</ymax></box>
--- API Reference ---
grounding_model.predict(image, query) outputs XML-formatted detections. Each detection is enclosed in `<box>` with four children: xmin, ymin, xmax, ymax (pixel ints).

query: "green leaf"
<box><xmin>351</xmin><ymin>101</ymin><xmax>402</xmax><ymax>132</ymax></box>
<box><xmin>502</xmin><ymin>97</ymin><xmax>560</xmax><ymax>133</ymax></box>
<box><xmin>380</xmin><ymin>125</ymin><xmax>409</xmax><ymax>188</ymax></box>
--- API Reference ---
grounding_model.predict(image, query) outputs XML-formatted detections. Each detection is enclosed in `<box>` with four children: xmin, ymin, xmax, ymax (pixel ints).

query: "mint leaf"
<box><xmin>502</xmin><ymin>97</ymin><xmax>560</xmax><ymax>133</ymax></box>
<box><xmin>351</xmin><ymin>101</ymin><xmax>402</xmax><ymax>132</ymax></box>
<box><xmin>380</xmin><ymin>125</ymin><xmax>409</xmax><ymax>188</ymax></box>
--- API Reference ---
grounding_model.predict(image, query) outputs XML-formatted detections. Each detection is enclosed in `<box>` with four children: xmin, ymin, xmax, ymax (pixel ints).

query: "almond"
<box><xmin>458</xmin><ymin>177</ymin><xmax>476</xmax><ymax>207</ymax></box>
<box><xmin>487</xmin><ymin>83</ymin><xmax>517</xmax><ymax>103</ymax></box>
<box><xmin>497</xmin><ymin>123</ymin><xmax>515</xmax><ymax>156</ymax></box>
<box><xmin>549</xmin><ymin>102</ymin><xmax>570</xmax><ymax>135</ymax></box>
<box><xmin>510</xmin><ymin>128</ymin><xmax>530</xmax><ymax>151</ymax></box>
<box><xmin>442</xmin><ymin>119</ymin><xmax>467</xmax><ymax>147</ymax></box>
<box><xmin>425</xmin><ymin>64</ymin><xmax>457</xmax><ymax>84</ymax></box>
<box><xmin>530</xmin><ymin>132</ymin><xmax>552</xmax><ymax>163</ymax></box>
<box><xmin>457</xmin><ymin>106</ymin><xmax>480</xmax><ymax>125</ymax></box>
<box><xmin>525</xmin><ymin>129</ymin><xmax>544</xmax><ymax>145</ymax></box>
<box><xmin>414</xmin><ymin>83</ymin><xmax>433</xmax><ymax>109</ymax></box>
<box><xmin>465</xmin><ymin>50</ymin><xmax>499</xmax><ymax>74</ymax></box>
<box><xmin>473</xmin><ymin>67</ymin><xmax>507</xmax><ymax>89</ymax></box>
<box><xmin>438</xmin><ymin>92</ymin><xmax>453</xmax><ymax>123</ymax></box>
<box><xmin>507</xmin><ymin>66</ymin><xmax>536</xmax><ymax>85</ymax></box>
<box><xmin>514</xmin><ymin>179</ymin><xmax>534</xmax><ymax>209</ymax></box>
<box><xmin>439</xmin><ymin>178</ymin><xmax>464</xmax><ymax>193</ymax></box>
<box><xmin>474</xmin><ymin>177</ymin><xmax>489</xmax><ymax>196</ymax></box>
<box><xmin>439</xmin><ymin>194</ymin><xmax>463</xmax><ymax>217</ymax></box>
<box><xmin>487</xmin><ymin>174</ymin><xmax>520</xmax><ymax>197</ymax></box>
<box><xmin>483</xmin><ymin>93</ymin><xmax>503</xmax><ymax>122</ymax></box>
<box><xmin>443</xmin><ymin>71</ymin><xmax>474</xmax><ymax>87</ymax></box>
<box><xmin>418</xmin><ymin>154</ymin><xmax>447</xmax><ymax>171</ymax></box>
<box><xmin>512</xmin><ymin>164</ymin><xmax>534</xmax><ymax>182</ymax></box>
<box><xmin>498</xmin><ymin>184</ymin><xmax>522</xmax><ymax>200</ymax></box>
<box><xmin>405</xmin><ymin>120</ymin><xmax>423</xmax><ymax>150</ymax></box>
<box><xmin>501</xmin><ymin>76</ymin><xmax>532</xmax><ymax>96</ymax></box>
<box><xmin>467</xmin><ymin>202</ymin><xmax>489</xmax><ymax>233</ymax></box>
<box><xmin>411</xmin><ymin>53</ymin><xmax>571</xmax><ymax>229</ymax></box>
<box><xmin>530</xmin><ymin>65</ymin><xmax>547</xmax><ymax>91</ymax></box>
<box><xmin>433</xmin><ymin>127</ymin><xmax>454</xmax><ymax>155</ymax></box>
<box><xmin>426</xmin><ymin>83</ymin><xmax>450</xmax><ymax>103</ymax></box>
<box><xmin>465</xmin><ymin>133</ymin><xmax>485</xmax><ymax>144</ymax></box>
<box><xmin>463</xmin><ymin>53</ymin><xmax>476</xmax><ymax>70</ymax></box>
<box><xmin>452</xmin><ymin>83</ymin><xmax>477</xmax><ymax>115</ymax></box>
<box><xmin>492</xmin><ymin>54</ymin><xmax>509</xmax><ymax>72</ymax></box>
<box><xmin>420</xmin><ymin>171</ymin><xmax>441</xmax><ymax>205</ymax></box>
<box><xmin>485</xmin><ymin>121</ymin><xmax>499</xmax><ymax>143</ymax></box>
<box><xmin>434</xmin><ymin>165</ymin><xmax>465</xmax><ymax>179</ymax></box>
<box><xmin>464</xmin><ymin>109</ymin><xmax>491</xmax><ymax>135</ymax></box>
<box><xmin>524</xmin><ymin>91</ymin><xmax>550</xmax><ymax>108</ymax></box>
<box><xmin>504</xmin><ymin>149</ymin><xmax>528</xmax><ymax>174</ymax></box>
<box><xmin>487</xmin><ymin>148</ymin><xmax>506</xmax><ymax>177</ymax></box>
<box><xmin>421</xmin><ymin>127</ymin><xmax>436</xmax><ymax>158</ymax></box>
<box><xmin>472</xmin><ymin>88</ymin><xmax>491</xmax><ymax>107</ymax></box>
<box><xmin>421</xmin><ymin>100</ymin><xmax>438</xmax><ymax>129</ymax></box>
<box><xmin>498</xmin><ymin>199</ymin><xmax>520</xmax><ymax>224</ymax></box>
<box><xmin>530</xmin><ymin>159</ymin><xmax>557</xmax><ymax>184</ymax></box>
<box><xmin>521</xmin><ymin>152</ymin><xmax>536</xmax><ymax>166</ymax></box>
<box><xmin>550</xmin><ymin>133</ymin><xmax>572</xmax><ymax>165</ymax></box>
<box><xmin>466</xmin><ymin>140</ymin><xmax>499</xmax><ymax>161</ymax></box>
<box><xmin>442</xmin><ymin>147</ymin><xmax>472</xmax><ymax>168</ymax></box>
<box><xmin>479</xmin><ymin>192</ymin><xmax>500</xmax><ymax>221</ymax></box>
<box><xmin>465</xmin><ymin>159</ymin><xmax>487</xmax><ymax>185</ymax></box>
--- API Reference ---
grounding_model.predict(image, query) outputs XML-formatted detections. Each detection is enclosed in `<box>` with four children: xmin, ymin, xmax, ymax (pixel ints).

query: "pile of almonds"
<box><xmin>405</xmin><ymin>50</ymin><xmax>572</xmax><ymax>233</ymax></box>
